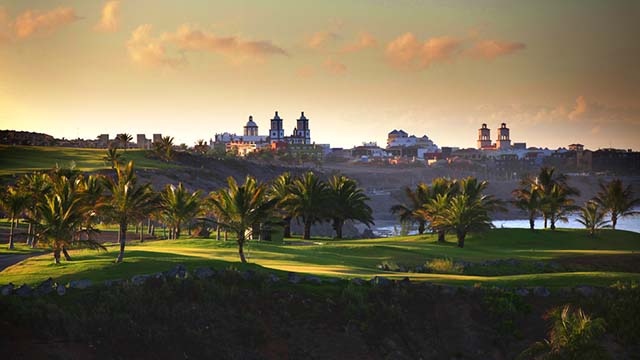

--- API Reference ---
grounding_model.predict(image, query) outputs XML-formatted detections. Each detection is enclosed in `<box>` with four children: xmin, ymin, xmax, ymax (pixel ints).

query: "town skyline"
<box><xmin>1</xmin><ymin>1</ymin><xmax>639</xmax><ymax>150</ymax></box>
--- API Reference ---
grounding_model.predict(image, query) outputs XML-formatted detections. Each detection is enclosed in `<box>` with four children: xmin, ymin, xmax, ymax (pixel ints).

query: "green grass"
<box><xmin>0</xmin><ymin>145</ymin><xmax>177</xmax><ymax>175</ymax></box>
<box><xmin>2</xmin><ymin>228</ymin><xmax>639</xmax><ymax>288</ymax></box>
<box><xmin>0</xmin><ymin>243</ymin><xmax>45</xmax><ymax>255</ymax></box>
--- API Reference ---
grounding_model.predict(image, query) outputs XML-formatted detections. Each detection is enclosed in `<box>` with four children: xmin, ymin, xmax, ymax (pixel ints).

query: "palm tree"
<box><xmin>545</xmin><ymin>184</ymin><xmax>579</xmax><ymax>230</ymax></box>
<box><xmin>328</xmin><ymin>175</ymin><xmax>374</xmax><ymax>239</ymax></box>
<box><xmin>531</xmin><ymin>167</ymin><xmax>579</xmax><ymax>229</ymax></box>
<box><xmin>102</xmin><ymin>161</ymin><xmax>158</xmax><ymax>263</ymax></box>
<box><xmin>512</xmin><ymin>181</ymin><xmax>540</xmax><ymax>230</ymax></box>
<box><xmin>193</xmin><ymin>139</ymin><xmax>209</xmax><ymax>155</ymax></box>
<box><xmin>159</xmin><ymin>183</ymin><xmax>202</xmax><ymax>239</ymax></box>
<box><xmin>207</xmin><ymin>176</ymin><xmax>275</xmax><ymax>262</ymax></box>
<box><xmin>390</xmin><ymin>183</ymin><xmax>430</xmax><ymax>234</ymax></box>
<box><xmin>416</xmin><ymin>178</ymin><xmax>457</xmax><ymax>242</ymax></box>
<box><xmin>116</xmin><ymin>133</ymin><xmax>133</xmax><ymax>151</ymax></box>
<box><xmin>593</xmin><ymin>179</ymin><xmax>639</xmax><ymax>230</ymax></box>
<box><xmin>17</xmin><ymin>172</ymin><xmax>51</xmax><ymax>247</ymax></box>
<box><xmin>0</xmin><ymin>186</ymin><xmax>29</xmax><ymax>249</ymax></box>
<box><xmin>283</xmin><ymin>172</ymin><xmax>331</xmax><ymax>240</ymax></box>
<box><xmin>269</xmin><ymin>172</ymin><xmax>295</xmax><ymax>238</ymax></box>
<box><xmin>576</xmin><ymin>201</ymin><xmax>611</xmax><ymax>236</ymax></box>
<box><xmin>36</xmin><ymin>175</ymin><xmax>104</xmax><ymax>263</ymax></box>
<box><xmin>103</xmin><ymin>145</ymin><xmax>122</xmax><ymax>169</ymax></box>
<box><xmin>430</xmin><ymin>194</ymin><xmax>493</xmax><ymax>248</ymax></box>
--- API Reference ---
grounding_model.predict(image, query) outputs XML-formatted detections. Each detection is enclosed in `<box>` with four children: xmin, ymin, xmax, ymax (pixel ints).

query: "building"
<box><xmin>386</xmin><ymin>129</ymin><xmax>438</xmax><ymax>151</ymax></box>
<box><xmin>269</xmin><ymin>111</ymin><xmax>285</xmax><ymax>143</ymax></box>
<box><xmin>289</xmin><ymin>112</ymin><xmax>311</xmax><ymax>144</ymax></box>
<box><xmin>136</xmin><ymin>134</ymin><xmax>152</xmax><ymax>149</ymax></box>
<box><xmin>476</xmin><ymin>123</ymin><xmax>518</xmax><ymax>151</ymax></box>
<box><xmin>153</xmin><ymin>134</ymin><xmax>163</xmax><ymax>143</ymax></box>
<box><xmin>477</xmin><ymin>124</ymin><xmax>492</xmax><ymax>149</ymax></box>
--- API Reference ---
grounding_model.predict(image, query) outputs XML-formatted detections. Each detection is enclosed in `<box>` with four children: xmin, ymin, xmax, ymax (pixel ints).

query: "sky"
<box><xmin>0</xmin><ymin>0</ymin><xmax>639</xmax><ymax>150</ymax></box>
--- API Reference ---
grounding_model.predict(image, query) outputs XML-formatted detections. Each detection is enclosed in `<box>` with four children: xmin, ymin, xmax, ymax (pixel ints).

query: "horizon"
<box><xmin>0</xmin><ymin>1</ymin><xmax>639</xmax><ymax>150</ymax></box>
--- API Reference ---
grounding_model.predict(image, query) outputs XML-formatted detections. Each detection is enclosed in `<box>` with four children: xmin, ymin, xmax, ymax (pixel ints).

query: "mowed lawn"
<box><xmin>0</xmin><ymin>145</ymin><xmax>176</xmax><ymax>175</ymax></box>
<box><xmin>2</xmin><ymin>228</ymin><xmax>640</xmax><ymax>288</ymax></box>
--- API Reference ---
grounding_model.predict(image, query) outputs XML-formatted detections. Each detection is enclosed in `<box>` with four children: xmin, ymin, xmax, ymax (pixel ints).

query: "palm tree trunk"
<box><xmin>116</xmin><ymin>222</ymin><xmax>127</xmax><ymax>263</ymax></box>
<box><xmin>529</xmin><ymin>216</ymin><xmax>535</xmax><ymax>230</ymax></box>
<box><xmin>8</xmin><ymin>218</ymin><xmax>15</xmax><ymax>250</ymax></box>
<box><xmin>437</xmin><ymin>230</ymin><xmax>446</xmax><ymax>243</ymax></box>
<box><xmin>334</xmin><ymin>219</ymin><xmax>343</xmax><ymax>239</ymax></box>
<box><xmin>216</xmin><ymin>226</ymin><xmax>221</xmax><ymax>240</ymax></box>
<box><xmin>54</xmin><ymin>248</ymin><xmax>61</xmax><ymax>264</ymax></box>
<box><xmin>175</xmin><ymin>224</ymin><xmax>181</xmax><ymax>239</ymax></box>
<box><xmin>224</xmin><ymin>230</ymin><xmax>228</xmax><ymax>241</ymax></box>
<box><xmin>62</xmin><ymin>246</ymin><xmax>73</xmax><ymax>261</ymax></box>
<box><xmin>456</xmin><ymin>230</ymin><xmax>466</xmax><ymax>248</ymax></box>
<box><xmin>140</xmin><ymin>221</ymin><xmax>144</xmax><ymax>242</ymax></box>
<box><xmin>550</xmin><ymin>215</ymin><xmax>556</xmax><ymax>230</ymax></box>
<box><xmin>237</xmin><ymin>236</ymin><xmax>247</xmax><ymax>263</ymax></box>
<box><xmin>611</xmin><ymin>213</ymin><xmax>617</xmax><ymax>230</ymax></box>
<box><xmin>418</xmin><ymin>221</ymin><xmax>425</xmax><ymax>235</ymax></box>
<box><xmin>26</xmin><ymin>223</ymin><xmax>33</xmax><ymax>246</ymax></box>
<box><xmin>303</xmin><ymin>221</ymin><xmax>311</xmax><ymax>240</ymax></box>
<box><xmin>543</xmin><ymin>215</ymin><xmax>548</xmax><ymax>229</ymax></box>
<box><xmin>31</xmin><ymin>223</ymin><xmax>38</xmax><ymax>248</ymax></box>
<box><xmin>283</xmin><ymin>217</ymin><xmax>292</xmax><ymax>238</ymax></box>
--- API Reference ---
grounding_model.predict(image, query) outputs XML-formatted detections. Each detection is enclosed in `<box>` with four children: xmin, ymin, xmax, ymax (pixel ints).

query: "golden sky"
<box><xmin>1</xmin><ymin>0</ymin><xmax>639</xmax><ymax>149</ymax></box>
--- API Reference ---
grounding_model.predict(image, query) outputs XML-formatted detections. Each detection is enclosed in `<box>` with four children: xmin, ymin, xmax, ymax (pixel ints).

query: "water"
<box><xmin>372</xmin><ymin>214</ymin><xmax>640</xmax><ymax>237</ymax></box>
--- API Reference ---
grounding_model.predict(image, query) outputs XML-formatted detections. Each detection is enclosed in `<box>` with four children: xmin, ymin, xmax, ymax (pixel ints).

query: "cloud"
<box><xmin>162</xmin><ymin>25</ymin><xmax>288</xmax><ymax>59</ymax></box>
<box><xmin>466</xmin><ymin>39</ymin><xmax>526</xmax><ymax>60</ymax></box>
<box><xmin>296</xmin><ymin>64</ymin><xmax>315</xmax><ymax>78</ymax></box>
<box><xmin>95</xmin><ymin>1</ymin><xmax>120</xmax><ymax>32</ymax></box>
<box><xmin>127</xmin><ymin>24</ymin><xmax>184</xmax><ymax>68</ymax></box>
<box><xmin>0</xmin><ymin>7</ymin><xmax>11</xmax><ymax>43</ymax></box>
<box><xmin>340</xmin><ymin>32</ymin><xmax>377</xmax><ymax>53</ymax></box>
<box><xmin>14</xmin><ymin>7</ymin><xmax>79</xmax><ymax>38</ymax></box>
<box><xmin>568</xmin><ymin>95</ymin><xmax>588</xmax><ymax>120</ymax></box>
<box><xmin>306</xmin><ymin>31</ymin><xmax>339</xmax><ymax>49</ymax></box>
<box><xmin>323</xmin><ymin>58</ymin><xmax>347</xmax><ymax>74</ymax></box>
<box><xmin>386</xmin><ymin>33</ymin><xmax>463</xmax><ymax>69</ymax></box>
<box><xmin>126</xmin><ymin>24</ymin><xmax>287</xmax><ymax>67</ymax></box>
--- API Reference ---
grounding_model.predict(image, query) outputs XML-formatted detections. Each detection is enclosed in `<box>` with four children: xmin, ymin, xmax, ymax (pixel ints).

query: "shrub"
<box><xmin>483</xmin><ymin>289</ymin><xmax>531</xmax><ymax>337</ymax></box>
<box><xmin>378</xmin><ymin>260</ymin><xmax>400</xmax><ymax>271</ymax></box>
<box><xmin>425</xmin><ymin>257</ymin><xmax>463</xmax><ymax>274</ymax></box>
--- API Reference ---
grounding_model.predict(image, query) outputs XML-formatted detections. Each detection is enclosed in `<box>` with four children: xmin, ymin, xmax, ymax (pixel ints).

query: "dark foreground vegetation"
<box><xmin>1</xmin><ymin>270</ymin><xmax>639</xmax><ymax>359</ymax></box>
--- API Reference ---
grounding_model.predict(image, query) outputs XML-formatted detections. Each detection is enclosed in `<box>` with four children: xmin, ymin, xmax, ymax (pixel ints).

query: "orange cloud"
<box><xmin>386</xmin><ymin>33</ymin><xmax>463</xmax><ymax>69</ymax></box>
<box><xmin>467</xmin><ymin>40</ymin><xmax>526</xmax><ymax>60</ymax></box>
<box><xmin>306</xmin><ymin>31</ymin><xmax>339</xmax><ymax>49</ymax></box>
<box><xmin>163</xmin><ymin>25</ymin><xmax>288</xmax><ymax>58</ymax></box>
<box><xmin>568</xmin><ymin>95</ymin><xmax>588</xmax><ymax>120</ymax></box>
<box><xmin>341</xmin><ymin>32</ymin><xmax>377</xmax><ymax>53</ymax></box>
<box><xmin>14</xmin><ymin>7</ymin><xmax>79</xmax><ymax>38</ymax></box>
<box><xmin>323</xmin><ymin>58</ymin><xmax>347</xmax><ymax>74</ymax></box>
<box><xmin>127</xmin><ymin>25</ymin><xmax>184</xmax><ymax>68</ymax></box>
<box><xmin>95</xmin><ymin>1</ymin><xmax>120</xmax><ymax>32</ymax></box>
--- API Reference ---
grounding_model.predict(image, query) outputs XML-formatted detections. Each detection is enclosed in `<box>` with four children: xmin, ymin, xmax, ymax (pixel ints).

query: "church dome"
<box><xmin>245</xmin><ymin>115</ymin><xmax>258</xmax><ymax>128</ymax></box>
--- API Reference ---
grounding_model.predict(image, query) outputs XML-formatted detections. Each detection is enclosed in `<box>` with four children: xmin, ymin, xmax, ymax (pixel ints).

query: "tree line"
<box><xmin>0</xmin><ymin>161</ymin><xmax>373</xmax><ymax>264</ymax></box>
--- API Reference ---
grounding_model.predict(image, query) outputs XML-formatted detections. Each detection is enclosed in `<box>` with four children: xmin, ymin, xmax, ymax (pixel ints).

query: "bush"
<box><xmin>425</xmin><ymin>257</ymin><xmax>463</xmax><ymax>274</ymax></box>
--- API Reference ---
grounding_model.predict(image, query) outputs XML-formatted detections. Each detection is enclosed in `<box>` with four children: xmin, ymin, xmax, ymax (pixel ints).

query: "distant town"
<box><xmin>1</xmin><ymin>113</ymin><xmax>639</xmax><ymax>178</ymax></box>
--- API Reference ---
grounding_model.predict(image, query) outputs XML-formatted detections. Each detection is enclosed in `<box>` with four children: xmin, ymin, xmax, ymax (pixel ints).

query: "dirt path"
<box><xmin>0</xmin><ymin>252</ymin><xmax>47</xmax><ymax>272</ymax></box>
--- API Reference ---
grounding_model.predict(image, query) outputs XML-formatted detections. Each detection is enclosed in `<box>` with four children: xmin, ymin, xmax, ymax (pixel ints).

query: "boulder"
<box><xmin>1</xmin><ymin>283</ymin><xmax>14</xmax><ymax>296</ymax></box>
<box><xmin>575</xmin><ymin>286</ymin><xmax>595</xmax><ymax>297</ymax></box>
<box><xmin>163</xmin><ymin>264</ymin><xmax>187</xmax><ymax>279</ymax></box>
<box><xmin>194</xmin><ymin>267</ymin><xmax>216</xmax><ymax>280</ymax></box>
<box><xmin>56</xmin><ymin>284</ymin><xmax>66</xmax><ymax>296</ymax></box>
<box><xmin>241</xmin><ymin>270</ymin><xmax>256</xmax><ymax>281</ymax></box>
<box><xmin>515</xmin><ymin>288</ymin><xmax>530</xmax><ymax>297</ymax></box>
<box><xmin>68</xmin><ymin>279</ymin><xmax>92</xmax><ymax>289</ymax></box>
<box><xmin>151</xmin><ymin>272</ymin><xmax>165</xmax><ymax>280</ymax></box>
<box><xmin>131</xmin><ymin>274</ymin><xmax>150</xmax><ymax>286</ymax></box>
<box><xmin>15</xmin><ymin>284</ymin><xmax>33</xmax><ymax>297</ymax></box>
<box><xmin>267</xmin><ymin>273</ymin><xmax>280</xmax><ymax>283</ymax></box>
<box><xmin>350</xmin><ymin>278</ymin><xmax>365</xmax><ymax>286</ymax></box>
<box><xmin>325</xmin><ymin>277</ymin><xmax>340</xmax><ymax>284</ymax></box>
<box><xmin>104</xmin><ymin>279</ymin><xmax>123</xmax><ymax>287</ymax></box>
<box><xmin>35</xmin><ymin>278</ymin><xmax>54</xmax><ymax>296</ymax></box>
<box><xmin>288</xmin><ymin>273</ymin><xmax>301</xmax><ymax>284</ymax></box>
<box><xmin>533</xmin><ymin>286</ymin><xmax>551</xmax><ymax>297</ymax></box>
<box><xmin>370</xmin><ymin>276</ymin><xmax>391</xmax><ymax>286</ymax></box>
<box><xmin>304</xmin><ymin>275</ymin><xmax>322</xmax><ymax>284</ymax></box>
<box><xmin>399</xmin><ymin>277</ymin><xmax>411</xmax><ymax>286</ymax></box>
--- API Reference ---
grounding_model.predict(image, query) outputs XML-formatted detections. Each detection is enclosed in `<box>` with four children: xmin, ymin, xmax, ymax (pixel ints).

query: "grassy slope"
<box><xmin>0</xmin><ymin>145</ymin><xmax>176</xmax><ymax>175</ymax></box>
<box><xmin>1</xmin><ymin>228</ymin><xmax>639</xmax><ymax>287</ymax></box>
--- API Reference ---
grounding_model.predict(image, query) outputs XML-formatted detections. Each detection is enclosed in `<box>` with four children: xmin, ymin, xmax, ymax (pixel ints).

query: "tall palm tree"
<box><xmin>512</xmin><ymin>181</ymin><xmax>540</xmax><ymax>230</ymax></box>
<box><xmin>531</xmin><ymin>167</ymin><xmax>579</xmax><ymax>229</ymax></box>
<box><xmin>116</xmin><ymin>133</ymin><xmax>133</xmax><ymax>151</ymax></box>
<box><xmin>269</xmin><ymin>172</ymin><xmax>295</xmax><ymax>238</ymax></box>
<box><xmin>103</xmin><ymin>145</ymin><xmax>122</xmax><ymax>169</ymax></box>
<box><xmin>415</xmin><ymin>178</ymin><xmax>457</xmax><ymax>242</ymax></box>
<box><xmin>593</xmin><ymin>179</ymin><xmax>639</xmax><ymax>230</ymax></box>
<box><xmin>160</xmin><ymin>183</ymin><xmax>202</xmax><ymax>239</ymax></box>
<box><xmin>576</xmin><ymin>201</ymin><xmax>610</xmax><ymax>236</ymax></box>
<box><xmin>160</xmin><ymin>136</ymin><xmax>175</xmax><ymax>161</ymax></box>
<box><xmin>430</xmin><ymin>194</ymin><xmax>493</xmax><ymax>248</ymax></box>
<box><xmin>0</xmin><ymin>186</ymin><xmax>29</xmax><ymax>249</ymax></box>
<box><xmin>283</xmin><ymin>172</ymin><xmax>331</xmax><ymax>240</ymax></box>
<box><xmin>390</xmin><ymin>183</ymin><xmax>430</xmax><ymax>234</ymax></box>
<box><xmin>17</xmin><ymin>172</ymin><xmax>51</xmax><ymax>247</ymax></box>
<box><xmin>328</xmin><ymin>175</ymin><xmax>374</xmax><ymax>239</ymax></box>
<box><xmin>207</xmin><ymin>176</ymin><xmax>275</xmax><ymax>262</ymax></box>
<box><xmin>102</xmin><ymin>161</ymin><xmax>158</xmax><ymax>263</ymax></box>
<box><xmin>36</xmin><ymin>175</ymin><xmax>104</xmax><ymax>263</ymax></box>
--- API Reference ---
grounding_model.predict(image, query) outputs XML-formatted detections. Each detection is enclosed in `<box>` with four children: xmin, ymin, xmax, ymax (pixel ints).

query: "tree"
<box><xmin>207</xmin><ymin>176</ymin><xmax>275</xmax><ymax>262</ymax></box>
<box><xmin>430</xmin><ymin>194</ymin><xmax>493</xmax><ymax>248</ymax></box>
<box><xmin>283</xmin><ymin>172</ymin><xmax>331</xmax><ymax>240</ymax></box>
<box><xmin>0</xmin><ymin>186</ymin><xmax>29</xmax><ymax>249</ymax></box>
<box><xmin>328</xmin><ymin>175</ymin><xmax>374</xmax><ymax>239</ymax></box>
<box><xmin>269</xmin><ymin>172</ymin><xmax>295</xmax><ymax>238</ymax></box>
<box><xmin>544</xmin><ymin>184</ymin><xmax>579</xmax><ymax>230</ymax></box>
<box><xmin>160</xmin><ymin>183</ymin><xmax>202</xmax><ymax>239</ymax></box>
<box><xmin>531</xmin><ymin>167</ymin><xmax>579</xmax><ymax>229</ymax></box>
<box><xmin>512</xmin><ymin>181</ymin><xmax>540</xmax><ymax>230</ymax></box>
<box><xmin>17</xmin><ymin>172</ymin><xmax>51</xmax><ymax>247</ymax></box>
<box><xmin>36</xmin><ymin>175</ymin><xmax>104</xmax><ymax>263</ymax></box>
<box><xmin>116</xmin><ymin>133</ymin><xmax>133</xmax><ymax>151</ymax></box>
<box><xmin>390</xmin><ymin>184</ymin><xmax>430</xmax><ymax>234</ymax></box>
<box><xmin>193</xmin><ymin>139</ymin><xmax>209</xmax><ymax>155</ymax></box>
<box><xmin>103</xmin><ymin>145</ymin><xmax>122</xmax><ymax>169</ymax></box>
<box><xmin>153</xmin><ymin>136</ymin><xmax>175</xmax><ymax>161</ymax></box>
<box><xmin>102</xmin><ymin>161</ymin><xmax>157</xmax><ymax>263</ymax></box>
<box><xmin>593</xmin><ymin>179</ymin><xmax>639</xmax><ymax>230</ymax></box>
<box><xmin>415</xmin><ymin>178</ymin><xmax>457</xmax><ymax>242</ymax></box>
<box><xmin>576</xmin><ymin>201</ymin><xmax>611</xmax><ymax>236</ymax></box>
